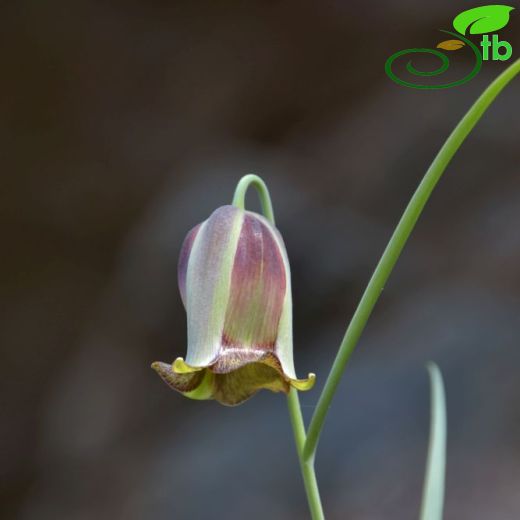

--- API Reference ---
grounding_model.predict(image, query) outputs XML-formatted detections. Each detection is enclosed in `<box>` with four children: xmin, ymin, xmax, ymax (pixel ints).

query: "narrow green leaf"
<box><xmin>420</xmin><ymin>362</ymin><xmax>447</xmax><ymax>520</ymax></box>
<box><xmin>303</xmin><ymin>61</ymin><xmax>520</xmax><ymax>464</ymax></box>
<box><xmin>453</xmin><ymin>5</ymin><xmax>514</xmax><ymax>35</ymax></box>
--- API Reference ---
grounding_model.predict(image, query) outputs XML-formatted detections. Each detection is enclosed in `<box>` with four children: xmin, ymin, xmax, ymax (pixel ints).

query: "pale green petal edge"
<box><xmin>184</xmin><ymin>208</ymin><xmax>244</xmax><ymax>367</ymax></box>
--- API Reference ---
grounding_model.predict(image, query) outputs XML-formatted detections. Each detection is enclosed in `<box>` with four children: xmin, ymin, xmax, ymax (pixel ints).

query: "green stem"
<box><xmin>232</xmin><ymin>174</ymin><xmax>275</xmax><ymax>224</ymax></box>
<box><xmin>287</xmin><ymin>389</ymin><xmax>325</xmax><ymax>520</ymax></box>
<box><xmin>303</xmin><ymin>59</ymin><xmax>520</xmax><ymax>463</ymax></box>
<box><xmin>232</xmin><ymin>174</ymin><xmax>325</xmax><ymax>519</ymax></box>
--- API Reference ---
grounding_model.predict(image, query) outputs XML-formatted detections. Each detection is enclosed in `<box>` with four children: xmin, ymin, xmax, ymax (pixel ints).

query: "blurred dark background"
<box><xmin>1</xmin><ymin>1</ymin><xmax>520</xmax><ymax>519</ymax></box>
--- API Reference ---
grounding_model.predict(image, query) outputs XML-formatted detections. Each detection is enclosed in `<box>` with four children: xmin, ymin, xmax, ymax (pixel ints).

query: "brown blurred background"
<box><xmin>1</xmin><ymin>1</ymin><xmax>520</xmax><ymax>519</ymax></box>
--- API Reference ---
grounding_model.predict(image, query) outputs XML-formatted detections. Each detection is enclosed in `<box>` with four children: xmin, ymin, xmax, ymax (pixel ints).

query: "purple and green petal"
<box><xmin>220</xmin><ymin>213</ymin><xmax>286</xmax><ymax>364</ymax></box>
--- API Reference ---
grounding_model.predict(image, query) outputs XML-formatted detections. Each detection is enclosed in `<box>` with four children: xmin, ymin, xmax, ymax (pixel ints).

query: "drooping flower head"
<box><xmin>152</xmin><ymin>205</ymin><xmax>314</xmax><ymax>405</ymax></box>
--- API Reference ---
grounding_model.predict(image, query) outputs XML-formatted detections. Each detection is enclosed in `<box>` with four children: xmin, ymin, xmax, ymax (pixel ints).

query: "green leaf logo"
<box><xmin>453</xmin><ymin>5</ymin><xmax>514</xmax><ymax>35</ymax></box>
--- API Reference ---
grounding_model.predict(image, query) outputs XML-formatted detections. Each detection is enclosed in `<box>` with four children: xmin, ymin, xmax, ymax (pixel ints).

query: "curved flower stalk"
<box><xmin>152</xmin><ymin>205</ymin><xmax>315</xmax><ymax>406</ymax></box>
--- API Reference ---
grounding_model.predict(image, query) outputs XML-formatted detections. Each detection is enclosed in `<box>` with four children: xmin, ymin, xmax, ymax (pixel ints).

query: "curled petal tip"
<box><xmin>151</xmin><ymin>361</ymin><xmax>166</xmax><ymax>372</ymax></box>
<box><xmin>151</xmin><ymin>361</ymin><xmax>176</xmax><ymax>381</ymax></box>
<box><xmin>289</xmin><ymin>373</ymin><xmax>316</xmax><ymax>391</ymax></box>
<box><xmin>152</xmin><ymin>359</ymin><xmax>209</xmax><ymax>396</ymax></box>
<box><xmin>173</xmin><ymin>357</ymin><xmax>203</xmax><ymax>374</ymax></box>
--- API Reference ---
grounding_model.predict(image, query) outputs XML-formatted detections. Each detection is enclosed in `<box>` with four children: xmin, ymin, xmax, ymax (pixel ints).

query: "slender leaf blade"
<box><xmin>419</xmin><ymin>362</ymin><xmax>447</xmax><ymax>520</ymax></box>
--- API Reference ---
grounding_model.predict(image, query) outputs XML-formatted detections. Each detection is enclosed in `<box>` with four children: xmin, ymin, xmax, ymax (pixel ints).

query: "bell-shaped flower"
<box><xmin>152</xmin><ymin>205</ymin><xmax>315</xmax><ymax>405</ymax></box>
